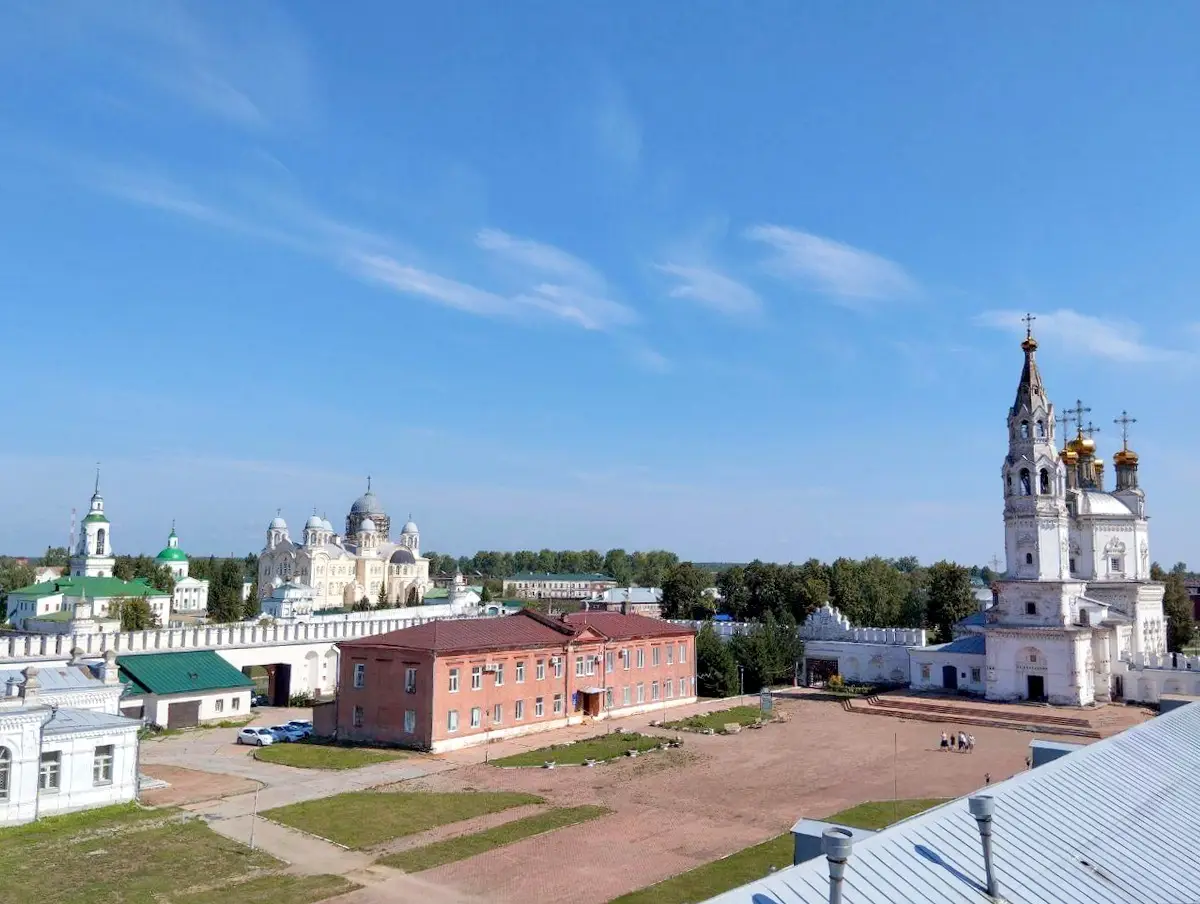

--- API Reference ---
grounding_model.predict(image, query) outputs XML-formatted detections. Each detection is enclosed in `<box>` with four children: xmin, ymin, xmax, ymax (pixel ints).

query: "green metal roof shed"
<box><xmin>117</xmin><ymin>651</ymin><xmax>255</xmax><ymax>696</ymax></box>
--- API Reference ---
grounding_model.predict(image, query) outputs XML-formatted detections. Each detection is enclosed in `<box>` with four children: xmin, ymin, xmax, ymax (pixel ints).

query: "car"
<box><xmin>285</xmin><ymin>719</ymin><xmax>314</xmax><ymax>739</ymax></box>
<box><xmin>269</xmin><ymin>724</ymin><xmax>305</xmax><ymax>742</ymax></box>
<box><xmin>251</xmin><ymin>694</ymin><xmax>269</xmax><ymax>708</ymax></box>
<box><xmin>237</xmin><ymin>727</ymin><xmax>275</xmax><ymax>746</ymax></box>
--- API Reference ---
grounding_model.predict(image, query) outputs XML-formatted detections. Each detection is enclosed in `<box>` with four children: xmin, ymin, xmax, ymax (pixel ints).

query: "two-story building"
<box><xmin>328</xmin><ymin>609</ymin><xmax>696</xmax><ymax>752</ymax></box>
<box><xmin>502</xmin><ymin>572</ymin><xmax>617</xmax><ymax>602</ymax></box>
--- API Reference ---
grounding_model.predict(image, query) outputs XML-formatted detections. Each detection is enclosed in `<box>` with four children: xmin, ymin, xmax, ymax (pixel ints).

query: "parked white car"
<box><xmin>237</xmin><ymin>727</ymin><xmax>276</xmax><ymax>746</ymax></box>
<box><xmin>285</xmin><ymin>720</ymin><xmax>314</xmax><ymax>739</ymax></box>
<box><xmin>269</xmin><ymin>724</ymin><xmax>305</xmax><ymax>743</ymax></box>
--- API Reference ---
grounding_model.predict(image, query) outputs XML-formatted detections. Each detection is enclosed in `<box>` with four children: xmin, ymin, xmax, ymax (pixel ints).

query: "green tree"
<box><xmin>115</xmin><ymin>596</ymin><xmax>158</xmax><ymax>631</ymax></box>
<box><xmin>351</xmin><ymin>597</ymin><xmax>372</xmax><ymax>612</ymax></box>
<box><xmin>730</xmin><ymin>612</ymin><xmax>803</xmax><ymax>691</ymax></box>
<box><xmin>242</xmin><ymin>581</ymin><xmax>260</xmax><ymax>620</ymax></box>
<box><xmin>0</xmin><ymin>560</ymin><xmax>36</xmax><ymax>622</ymax></box>
<box><xmin>603</xmin><ymin>549</ymin><xmax>633</xmax><ymax>585</ymax></box>
<box><xmin>207</xmin><ymin>560</ymin><xmax>248</xmax><ymax>623</ymax></box>
<box><xmin>405</xmin><ymin>584</ymin><xmax>420</xmax><ymax>607</ymax></box>
<box><xmin>792</xmin><ymin>559</ymin><xmax>830</xmax><ymax>624</ymax></box>
<box><xmin>480</xmin><ymin>584</ymin><xmax>493</xmax><ymax>603</ymax></box>
<box><xmin>40</xmin><ymin>546</ymin><xmax>70</xmax><ymax>567</ymax></box>
<box><xmin>661</xmin><ymin>562</ymin><xmax>711</xmax><ymax>620</ymax></box>
<box><xmin>828</xmin><ymin>558</ymin><xmax>865</xmax><ymax>624</ymax></box>
<box><xmin>377</xmin><ymin>581</ymin><xmax>389</xmax><ymax>609</ymax></box>
<box><xmin>695</xmin><ymin>624</ymin><xmax>739</xmax><ymax>698</ymax></box>
<box><xmin>1164</xmin><ymin>572</ymin><xmax>1195</xmax><ymax>652</ymax></box>
<box><xmin>926</xmin><ymin>561</ymin><xmax>976</xmax><ymax>641</ymax></box>
<box><xmin>1171</xmin><ymin>561</ymin><xmax>1190</xmax><ymax>576</ymax></box>
<box><xmin>716</xmin><ymin>566</ymin><xmax>749</xmax><ymax>619</ymax></box>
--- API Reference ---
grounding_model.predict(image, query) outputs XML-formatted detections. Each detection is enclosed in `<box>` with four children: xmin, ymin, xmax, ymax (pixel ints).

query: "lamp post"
<box><xmin>738</xmin><ymin>665</ymin><xmax>744</xmax><ymax>698</ymax></box>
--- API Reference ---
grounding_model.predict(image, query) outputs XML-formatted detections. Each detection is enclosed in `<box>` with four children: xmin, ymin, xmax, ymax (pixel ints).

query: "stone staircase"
<box><xmin>842</xmin><ymin>693</ymin><xmax>1104</xmax><ymax>738</ymax></box>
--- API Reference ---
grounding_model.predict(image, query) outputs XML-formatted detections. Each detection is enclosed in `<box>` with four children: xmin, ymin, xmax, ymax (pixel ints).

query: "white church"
<box><xmin>910</xmin><ymin>322</ymin><xmax>1166</xmax><ymax>705</ymax></box>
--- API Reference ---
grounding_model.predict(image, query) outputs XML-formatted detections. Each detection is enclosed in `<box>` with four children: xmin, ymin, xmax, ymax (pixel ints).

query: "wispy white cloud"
<box><xmin>345</xmin><ymin>254</ymin><xmax>515</xmax><ymax>318</ymax></box>
<box><xmin>593</xmin><ymin>80</ymin><xmax>641</xmax><ymax>169</ymax></box>
<box><xmin>656</xmin><ymin>263</ymin><xmax>763</xmax><ymax>318</ymax></box>
<box><xmin>745</xmin><ymin>225</ymin><xmax>918</xmax><ymax>306</ymax></box>
<box><xmin>476</xmin><ymin>228</ymin><xmax>605</xmax><ymax>293</ymax></box>
<box><xmin>975</xmin><ymin>309</ymin><xmax>1193</xmax><ymax>365</ymax></box>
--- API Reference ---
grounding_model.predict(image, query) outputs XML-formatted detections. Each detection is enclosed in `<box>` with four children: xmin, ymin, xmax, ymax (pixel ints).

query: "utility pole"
<box><xmin>248</xmin><ymin>786</ymin><xmax>260</xmax><ymax>850</ymax></box>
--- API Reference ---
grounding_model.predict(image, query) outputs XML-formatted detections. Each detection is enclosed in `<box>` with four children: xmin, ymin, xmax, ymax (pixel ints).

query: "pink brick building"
<box><xmin>331</xmin><ymin>609</ymin><xmax>697</xmax><ymax>752</ymax></box>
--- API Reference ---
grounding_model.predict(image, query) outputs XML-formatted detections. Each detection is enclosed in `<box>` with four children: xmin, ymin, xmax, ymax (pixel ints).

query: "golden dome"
<box><xmin>1114</xmin><ymin>448</ymin><xmax>1139</xmax><ymax>467</ymax></box>
<box><xmin>1094</xmin><ymin>457</ymin><xmax>1105</xmax><ymax>469</ymax></box>
<box><xmin>1061</xmin><ymin>447</ymin><xmax>1079</xmax><ymax>464</ymax></box>
<box><xmin>1021</xmin><ymin>336</ymin><xmax>1038</xmax><ymax>352</ymax></box>
<box><xmin>1077</xmin><ymin>436</ymin><xmax>1096</xmax><ymax>456</ymax></box>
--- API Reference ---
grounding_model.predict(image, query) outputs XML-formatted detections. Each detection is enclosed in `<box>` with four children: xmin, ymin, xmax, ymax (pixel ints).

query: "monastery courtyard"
<box><xmin>127</xmin><ymin>694</ymin><xmax>1153</xmax><ymax>904</ymax></box>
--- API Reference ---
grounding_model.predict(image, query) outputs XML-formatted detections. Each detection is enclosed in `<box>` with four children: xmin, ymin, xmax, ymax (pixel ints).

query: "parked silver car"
<box><xmin>285</xmin><ymin>719</ymin><xmax>314</xmax><ymax>739</ymax></box>
<box><xmin>236</xmin><ymin>726</ymin><xmax>275</xmax><ymax>746</ymax></box>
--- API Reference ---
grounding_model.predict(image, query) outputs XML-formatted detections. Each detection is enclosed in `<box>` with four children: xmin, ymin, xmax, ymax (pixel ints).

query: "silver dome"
<box><xmin>350</xmin><ymin>491</ymin><xmax>383</xmax><ymax>515</ymax></box>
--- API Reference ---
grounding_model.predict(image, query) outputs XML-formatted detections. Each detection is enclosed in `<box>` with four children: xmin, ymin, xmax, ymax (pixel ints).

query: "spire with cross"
<box><xmin>94</xmin><ymin>463</ymin><xmax>101</xmax><ymax>495</ymax></box>
<box><xmin>366</xmin><ymin>475</ymin><xmax>372</xmax><ymax>492</ymax></box>
<box><xmin>1022</xmin><ymin>311</ymin><xmax>1037</xmax><ymax>339</ymax></box>
<box><xmin>1114</xmin><ymin>410</ymin><xmax>1137</xmax><ymax>449</ymax></box>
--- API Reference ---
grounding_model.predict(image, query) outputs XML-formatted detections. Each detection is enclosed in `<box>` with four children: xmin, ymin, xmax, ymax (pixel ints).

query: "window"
<box><xmin>971</xmin><ymin>668</ymin><xmax>982</xmax><ymax>684</ymax></box>
<box><xmin>1025</xmin><ymin>553</ymin><xmax>1033</xmax><ymax>565</ymax></box>
<box><xmin>651</xmin><ymin>681</ymin><xmax>659</xmax><ymax>701</ymax></box>
<box><xmin>1069</xmin><ymin>557</ymin><xmax>1076</xmax><ymax>573</ymax></box>
<box><xmin>352</xmin><ymin>705</ymin><xmax>364</xmax><ymax>727</ymax></box>
<box><xmin>405</xmin><ymin>667</ymin><xmax>417</xmax><ymax>693</ymax></box>
<box><xmin>448</xmin><ymin>709</ymin><xmax>459</xmax><ymax>732</ymax></box>
<box><xmin>1019</xmin><ymin>468</ymin><xmax>1031</xmax><ymax>496</ymax></box>
<box><xmin>667</xmin><ymin>645</ymin><xmax>674</xmax><ymax>665</ymax></box>
<box><xmin>494</xmin><ymin>663</ymin><xmax>504</xmax><ymax>686</ymax></box>
<box><xmin>575</xmin><ymin>656</ymin><xmax>585</xmax><ymax>677</ymax></box>
<box><xmin>652</xmin><ymin>647</ymin><xmax>660</xmax><ymax>667</ymax></box>
<box><xmin>605</xmin><ymin>688</ymin><xmax>613</xmax><ymax>708</ymax></box>
<box><xmin>470</xmin><ymin>707</ymin><xmax>482</xmax><ymax>728</ymax></box>
<box><xmin>1025</xmin><ymin>601</ymin><xmax>1037</xmax><ymax>616</ymax></box>
<box><xmin>39</xmin><ymin>751</ymin><xmax>61</xmax><ymax>792</ymax></box>
<box><xmin>515</xmin><ymin>699</ymin><xmax>525</xmax><ymax>720</ymax></box>
<box><xmin>678</xmin><ymin>642</ymin><xmax>687</xmax><ymax>663</ymax></box>
<box><xmin>536</xmin><ymin>660</ymin><xmax>546</xmax><ymax>680</ymax></box>
<box><xmin>449</xmin><ymin>668</ymin><xmax>460</xmax><ymax>692</ymax></box>
<box><xmin>1036</xmin><ymin>420</ymin><xmax>1045</xmax><ymax>438</ymax></box>
<box><xmin>637</xmin><ymin>683</ymin><xmax>645</xmax><ymax>704</ymax></box>
<box><xmin>636</xmin><ymin>648</ymin><xmax>645</xmax><ymax>669</ymax></box>
<box><xmin>471</xmin><ymin>666</ymin><xmax>482</xmax><ymax>690</ymax></box>
<box><xmin>1039</xmin><ymin>469</ymin><xmax>1050</xmax><ymax>494</ymax></box>
<box><xmin>535</xmin><ymin>697</ymin><xmax>544</xmax><ymax>717</ymax></box>
<box><xmin>96</xmin><ymin>528</ymin><xmax>106</xmax><ymax>555</ymax></box>
<box><xmin>404</xmin><ymin>710</ymin><xmax>416</xmax><ymax>733</ymax></box>
<box><xmin>553</xmin><ymin>694</ymin><xmax>564</xmax><ymax>714</ymax></box>
<box><xmin>553</xmin><ymin>658</ymin><xmax>563</xmax><ymax>679</ymax></box>
<box><xmin>679</xmin><ymin>677</ymin><xmax>687</xmax><ymax>697</ymax></box>
<box><xmin>1111</xmin><ymin>556</ymin><xmax>1123</xmax><ymax>573</ymax></box>
<box><xmin>1020</xmin><ymin>420</ymin><xmax>1030</xmax><ymax>439</ymax></box>
<box><xmin>493</xmin><ymin>703</ymin><xmax>503</xmax><ymax>724</ymax></box>
<box><xmin>605</xmin><ymin>651</ymin><xmax>614</xmax><ymax>673</ymax></box>
<box><xmin>232</xmin><ymin>696</ymin><xmax>240</xmax><ymax>711</ymax></box>
<box><xmin>623</xmin><ymin>685</ymin><xmax>631</xmax><ymax>705</ymax></box>
<box><xmin>622</xmin><ymin>649</ymin><xmax>631</xmax><ymax>670</ymax></box>
<box><xmin>353</xmin><ymin>663</ymin><xmax>366</xmax><ymax>688</ymax></box>
<box><xmin>665</xmin><ymin>679</ymin><xmax>674</xmax><ymax>699</ymax></box>
<box><xmin>93</xmin><ymin>745</ymin><xmax>114</xmax><ymax>786</ymax></box>
<box><xmin>516</xmin><ymin>661</ymin><xmax>526</xmax><ymax>683</ymax></box>
<box><xmin>0</xmin><ymin>747</ymin><xmax>8</xmax><ymax>800</ymax></box>
<box><xmin>215</xmin><ymin>698</ymin><xmax>224</xmax><ymax>713</ymax></box>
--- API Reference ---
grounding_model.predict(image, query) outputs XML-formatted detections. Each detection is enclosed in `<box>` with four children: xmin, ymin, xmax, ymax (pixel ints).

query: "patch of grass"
<box><xmin>379</xmin><ymin>805</ymin><xmax>609</xmax><ymax>872</ymax></box>
<box><xmin>173</xmin><ymin>874</ymin><xmax>359</xmax><ymax>904</ymax></box>
<box><xmin>0</xmin><ymin>802</ymin><xmax>163</xmax><ymax>843</ymax></box>
<box><xmin>491</xmin><ymin>732</ymin><xmax>664</xmax><ymax>767</ymax></box>
<box><xmin>823</xmin><ymin>798</ymin><xmax>949</xmax><ymax>831</ymax></box>
<box><xmin>262</xmin><ymin>790</ymin><xmax>542</xmax><ymax>849</ymax></box>
<box><xmin>607</xmin><ymin>799</ymin><xmax>948</xmax><ymax>904</ymax></box>
<box><xmin>255</xmin><ymin>743</ymin><xmax>407</xmax><ymax>770</ymax></box>
<box><xmin>662</xmin><ymin>705</ymin><xmax>763</xmax><ymax>732</ymax></box>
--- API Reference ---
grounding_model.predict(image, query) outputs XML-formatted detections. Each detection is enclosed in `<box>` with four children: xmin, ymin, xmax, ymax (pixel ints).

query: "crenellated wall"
<box><xmin>1116</xmin><ymin>652</ymin><xmax>1200</xmax><ymax>703</ymax></box>
<box><xmin>671</xmin><ymin>605</ymin><xmax>926</xmax><ymax>648</ymax></box>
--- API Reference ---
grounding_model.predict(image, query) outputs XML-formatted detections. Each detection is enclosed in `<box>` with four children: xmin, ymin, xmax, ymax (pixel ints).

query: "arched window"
<box><xmin>1006</xmin><ymin>473</ymin><xmax>1013</xmax><ymax>494</ymax></box>
<box><xmin>1019</xmin><ymin>468</ymin><xmax>1032</xmax><ymax>496</ymax></box>
<box><xmin>1039</xmin><ymin>469</ymin><xmax>1050</xmax><ymax>494</ymax></box>
<box><xmin>1025</xmin><ymin>601</ymin><xmax>1037</xmax><ymax>615</ymax></box>
<box><xmin>1036</xmin><ymin>420</ymin><xmax>1046</xmax><ymax>438</ymax></box>
<box><xmin>1025</xmin><ymin>553</ymin><xmax>1033</xmax><ymax>565</ymax></box>
<box><xmin>1020</xmin><ymin>421</ymin><xmax>1030</xmax><ymax>439</ymax></box>
<box><xmin>0</xmin><ymin>747</ymin><xmax>9</xmax><ymax>800</ymax></box>
<box><xmin>96</xmin><ymin>529</ymin><xmax>106</xmax><ymax>556</ymax></box>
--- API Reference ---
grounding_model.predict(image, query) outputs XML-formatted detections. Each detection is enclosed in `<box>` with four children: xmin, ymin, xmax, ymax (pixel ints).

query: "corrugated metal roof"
<box><xmin>116</xmin><ymin>651</ymin><xmax>255</xmax><ymax>695</ymax></box>
<box><xmin>43</xmin><ymin>708</ymin><xmax>141</xmax><ymax>735</ymax></box>
<box><xmin>343</xmin><ymin>610</ymin><xmax>576</xmax><ymax>653</ymax></box>
<box><xmin>705</xmin><ymin>702</ymin><xmax>1200</xmax><ymax>904</ymax></box>
<box><xmin>923</xmin><ymin>635</ymin><xmax>987</xmax><ymax>655</ymax></box>
<box><xmin>564</xmin><ymin>611</ymin><xmax>693</xmax><ymax>640</ymax></box>
<box><xmin>0</xmin><ymin>665</ymin><xmax>104</xmax><ymax>691</ymax></box>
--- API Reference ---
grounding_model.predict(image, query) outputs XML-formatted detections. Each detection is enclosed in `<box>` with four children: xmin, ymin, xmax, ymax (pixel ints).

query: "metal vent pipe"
<box><xmin>968</xmin><ymin>795</ymin><xmax>1003</xmax><ymax>898</ymax></box>
<box><xmin>822</xmin><ymin>827</ymin><xmax>854</xmax><ymax>904</ymax></box>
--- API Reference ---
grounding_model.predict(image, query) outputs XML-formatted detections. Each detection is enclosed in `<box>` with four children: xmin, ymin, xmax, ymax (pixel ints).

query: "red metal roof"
<box><xmin>338</xmin><ymin>610</ymin><xmax>575</xmax><ymax>654</ymax></box>
<box><xmin>563</xmin><ymin>611</ymin><xmax>694</xmax><ymax>641</ymax></box>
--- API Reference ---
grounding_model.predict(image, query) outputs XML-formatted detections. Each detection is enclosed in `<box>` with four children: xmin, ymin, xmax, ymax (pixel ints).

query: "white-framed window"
<box><xmin>352</xmin><ymin>705</ymin><xmax>364</xmax><ymax>727</ymax></box>
<box><xmin>353</xmin><ymin>663</ymin><xmax>366</xmax><ymax>688</ymax></box>
<box><xmin>470</xmin><ymin>707</ymin><xmax>481</xmax><ymax>728</ymax></box>
<box><xmin>39</xmin><ymin>751</ymin><xmax>61</xmax><ymax>792</ymax></box>
<box><xmin>536</xmin><ymin>660</ymin><xmax>546</xmax><ymax>680</ymax></box>
<box><xmin>449</xmin><ymin>668</ymin><xmax>460</xmax><ymax>692</ymax></box>
<box><xmin>652</xmin><ymin>647</ymin><xmax>661</xmax><ymax>667</ymax></box>
<box><xmin>495</xmin><ymin>663</ymin><xmax>505</xmax><ymax>686</ymax></box>
<box><xmin>575</xmin><ymin>656</ymin><xmax>585</xmax><ymax>677</ymax></box>
<box><xmin>405</xmin><ymin>667</ymin><xmax>417</xmax><ymax>694</ymax></box>
<box><xmin>679</xmin><ymin>677</ymin><xmax>687</xmax><ymax>697</ymax></box>
<box><xmin>622</xmin><ymin>649</ymin><xmax>631</xmax><ymax>670</ymax></box>
<box><xmin>404</xmin><ymin>710</ymin><xmax>416</xmax><ymax>733</ymax></box>
<box><xmin>471</xmin><ymin>666</ymin><xmax>482</xmax><ymax>690</ymax></box>
<box><xmin>921</xmin><ymin>664</ymin><xmax>931</xmax><ymax>680</ymax></box>
<box><xmin>971</xmin><ymin>668</ymin><xmax>982</xmax><ymax>684</ymax></box>
<box><xmin>623</xmin><ymin>686</ymin><xmax>631</xmax><ymax>705</ymax></box>
<box><xmin>232</xmin><ymin>696</ymin><xmax>240</xmax><ymax>711</ymax></box>
<box><xmin>605</xmin><ymin>651</ymin><xmax>614</xmax><ymax>673</ymax></box>
<box><xmin>0</xmin><ymin>747</ymin><xmax>9</xmax><ymax>800</ymax></box>
<box><xmin>636</xmin><ymin>648</ymin><xmax>645</xmax><ymax>669</ymax></box>
<box><xmin>651</xmin><ymin>681</ymin><xmax>659</xmax><ymax>701</ymax></box>
<box><xmin>553</xmin><ymin>693</ymin><xmax>564</xmax><ymax>714</ymax></box>
<box><xmin>215</xmin><ymin>698</ymin><xmax>224</xmax><ymax>713</ymax></box>
<box><xmin>667</xmin><ymin>645</ymin><xmax>674</xmax><ymax>665</ymax></box>
<box><xmin>535</xmin><ymin>697</ymin><xmax>544</xmax><ymax>717</ymax></box>
<box><xmin>493</xmin><ymin>703</ymin><xmax>502</xmax><ymax>724</ymax></box>
<box><xmin>93</xmin><ymin>745</ymin><xmax>114</xmax><ymax>785</ymax></box>
<box><xmin>516</xmin><ymin>661</ymin><xmax>526</xmax><ymax>683</ymax></box>
<box><xmin>637</xmin><ymin>683</ymin><xmax>645</xmax><ymax>704</ymax></box>
<box><xmin>447</xmin><ymin>709</ymin><xmax>459</xmax><ymax>732</ymax></box>
<box><xmin>553</xmin><ymin>658</ymin><xmax>563</xmax><ymax>679</ymax></box>
<box><xmin>665</xmin><ymin>679</ymin><xmax>674</xmax><ymax>699</ymax></box>
<box><xmin>605</xmin><ymin>687</ymin><xmax>614</xmax><ymax>708</ymax></box>
<box><xmin>1111</xmin><ymin>556</ymin><xmax>1124</xmax><ymax>573</ymax></box>
<box><xmin>515</xmin><ymin>699</ymin><xmax>525</xmax><ymax>720</ymax></box>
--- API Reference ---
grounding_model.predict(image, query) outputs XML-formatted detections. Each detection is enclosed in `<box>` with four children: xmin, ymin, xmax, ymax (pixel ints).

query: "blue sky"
<box><xmin>2</xmin><ymin>2</ymin><xmax>1198</xmax><ymax>565</ymax></box>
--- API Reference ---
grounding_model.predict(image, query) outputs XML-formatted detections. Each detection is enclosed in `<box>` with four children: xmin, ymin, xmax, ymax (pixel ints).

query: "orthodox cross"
<box><xmin>367</xmin><ymin>475</ymin><xmax>372</xmax><ymax>492</ymax></box>
<box><xmin>1081</xmin><ymin>420</ymin><xmax>1101</xmax><ymax>439</ymax></box>
<box><xmin>1114</xmin><ymin>410</ymin><xmax>1137</xmax><ymax>449</ymax></box>
<box><xmin>1066</xmin><ymin>400</ymin><xmax>1091</xmax><ymax>437</ymax></box>
<box><xmin>94</xmin><ymin>463</ymin><xmax>101</xmax><ymax>493</ymax></box>
<box><xmin>1021</xmin><ymin>312</ymin><xmax>1036</xmax><ymax>338</ymax></box>
<box><xmin>1055</xmin><ymin>411</ymin><xmax>1077</xmax><ymax>438</ymax></box>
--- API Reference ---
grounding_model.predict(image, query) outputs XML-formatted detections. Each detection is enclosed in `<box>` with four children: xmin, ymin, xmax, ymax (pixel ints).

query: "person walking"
<box><xmin>967</xmin><ymin>734</ymin><xmax>976</xmax><ymax>753</ymax></box>
<box><xmin>940</xmin><ymin>731</ymin><xmax>949</xmax><ymax>751</ymax></box>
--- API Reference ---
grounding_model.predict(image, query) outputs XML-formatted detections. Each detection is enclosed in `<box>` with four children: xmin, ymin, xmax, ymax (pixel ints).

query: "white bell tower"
<box><xmin>70</xmin><ymin>468</ymin><xmax>116</xmax><ymax>578</ymax></box>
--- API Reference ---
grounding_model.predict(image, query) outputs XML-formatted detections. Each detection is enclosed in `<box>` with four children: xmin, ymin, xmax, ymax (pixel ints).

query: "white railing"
<box><xmin>670</xmin><ymin>603</ymin><xmax>926</xmax><ymax>648</ymax></box>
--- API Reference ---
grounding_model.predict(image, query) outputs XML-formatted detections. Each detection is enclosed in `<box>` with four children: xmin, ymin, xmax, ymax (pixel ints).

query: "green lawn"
<box><xmin>262</xmin><ymin>790</ymin><xmax>543</xmax><ymax>849</ymax></box>
<box><xmin>380</xmin><ymin>805</ymin><xmax>610</xmax><ymax>872</ymax></box>
<box><xmin>490</xmin><ymin>732</ymin><xmax>665</xmax><ymax>767</ymax></box>
<box><xmin>0</xmin><ymin>804</ymin><xmax>356</xmax><ymax>904</ymax></box>
<box><xmin>662</xmin><ymin>705</ymin><xmax>764</xmax><ymax>732</ymax></box>
<box><xmin>607</xmin><ymin>799</ymin><xmax>947</xmax><ymax>904</ymax></box>
<box><xmin>255</xmin><ymin>742</ymin><xmax>407</xmax><ymax>770</ymax></box>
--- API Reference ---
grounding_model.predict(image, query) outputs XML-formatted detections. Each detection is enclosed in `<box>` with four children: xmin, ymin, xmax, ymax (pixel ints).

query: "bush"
<box><xmin>288</xmin><ymin>693</ymin><xmax>316</xmax><ymax>707</ymax></box>
<box><xmin>828</xmin><ymin>674</ymin><xmax>845</xmax><ymax>690</ymax></box>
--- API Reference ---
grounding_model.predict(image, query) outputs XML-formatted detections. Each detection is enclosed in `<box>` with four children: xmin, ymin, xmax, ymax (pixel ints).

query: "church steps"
<box><xmin>867</xmin><ymin>697</ymin><xmax>1094</xmax><ymax>729</ymax></box>
<box><xmin>844</xmin><ymin>698</ymin><xmax>1102</xmax><ymax>738</ymax></box>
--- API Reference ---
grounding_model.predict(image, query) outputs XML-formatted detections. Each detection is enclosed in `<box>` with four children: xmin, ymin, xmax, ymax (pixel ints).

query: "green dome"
<box><xmin>156</xmin><ymin>547</ymin><xmax>188</xmax><ymax>563</ymax></box>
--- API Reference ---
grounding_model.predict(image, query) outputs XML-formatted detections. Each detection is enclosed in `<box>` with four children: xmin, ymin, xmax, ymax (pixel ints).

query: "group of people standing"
<box><xmin>940</xmin><ymin>730</ymin><xmax>975</xmax><ymax>752</ymax></box>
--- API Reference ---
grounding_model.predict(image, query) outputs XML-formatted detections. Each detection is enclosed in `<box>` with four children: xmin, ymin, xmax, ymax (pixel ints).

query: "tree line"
<box><xmin>422</xmin><ymin>549</ymin><xmax>681</xmax><ymax>588</ymax></box>
<box><xmin>696</xmin><ymin>613</ymin><xmax>806</xmax><ymax>698</ymax></box>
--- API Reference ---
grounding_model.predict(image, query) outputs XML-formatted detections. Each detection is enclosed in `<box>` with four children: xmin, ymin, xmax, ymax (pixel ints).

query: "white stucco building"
<box><xmin>910</xmin><ymin>324</ymin><xmax>1165</xmax><ymax>704</ymax></box>
<box><xmin>0</xmin><ymin>653</ymin><xmax>140</xmax><ymax>826</ymax></box>
<box><xmin>154</xmin><ymin>526</ymin><xmax>209</xmax><ymax>613</ymax></box>
<box><xmin>257</xmin><ymin>481</ymin><xmax>432</xmax><ymax>611</ymax></box>
<box><xmin>262</xmin><ymin>581</ymin><xmax>317</xmax><ymax>619</ymax></box>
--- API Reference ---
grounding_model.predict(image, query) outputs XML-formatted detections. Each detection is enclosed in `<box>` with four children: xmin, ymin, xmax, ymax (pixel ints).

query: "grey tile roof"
<box><xmin>705</xmin><ymin>702</ymin><xmax>1200</xmax><ymax>904</ymax></box>
<box><xmin>43</xmin><ymin>707</ymin><xmax>141</xmax><ymax>735</ymax></box>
